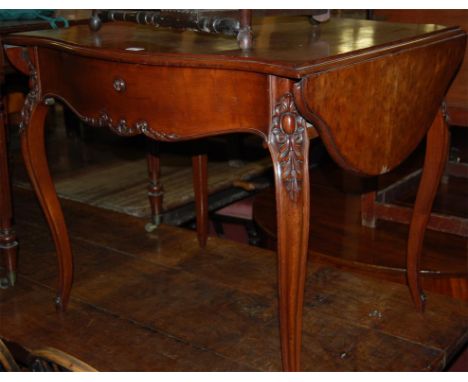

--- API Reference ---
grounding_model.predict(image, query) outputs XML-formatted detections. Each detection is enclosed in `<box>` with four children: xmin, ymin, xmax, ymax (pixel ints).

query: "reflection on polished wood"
<box><xmin>2</xmin><ymin>16</ymin><xmax>466</xmax><ymax>371</ymax></box>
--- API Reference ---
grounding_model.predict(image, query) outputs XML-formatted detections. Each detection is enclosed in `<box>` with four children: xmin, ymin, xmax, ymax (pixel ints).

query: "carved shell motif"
<box><xmin>270</xmin><ymin>93</ymin><xmax>307</xmax><ymax>202</ymax></box>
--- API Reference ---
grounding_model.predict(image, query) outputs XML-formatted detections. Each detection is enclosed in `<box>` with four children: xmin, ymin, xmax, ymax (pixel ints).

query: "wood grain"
<box><xmin>294</xmin><ymin>35</ymin><xmax>466</xmax><ymax>176</ymax></box>
<box><xmin>374</xmin><ymin>10</ymin><xmax>468</xmax><ymax>126</ymax></box>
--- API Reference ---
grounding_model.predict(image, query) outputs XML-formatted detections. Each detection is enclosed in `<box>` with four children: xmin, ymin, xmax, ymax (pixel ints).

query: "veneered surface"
<box><xmin>375</xmin><ymin>10</ymin><xmax>468</xmax><ymax>113</ymax></box>
<box><xmin>295</xmin><ymin>34</ymin><xmax>466</xmax><ymax>176</ymax></box>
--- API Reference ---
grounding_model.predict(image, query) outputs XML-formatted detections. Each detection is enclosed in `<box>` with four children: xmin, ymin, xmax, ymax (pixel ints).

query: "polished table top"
<box><xmin>4</xmin><ymin>16</ymin><xmax>456</xmax><ymax>77</ymax></box>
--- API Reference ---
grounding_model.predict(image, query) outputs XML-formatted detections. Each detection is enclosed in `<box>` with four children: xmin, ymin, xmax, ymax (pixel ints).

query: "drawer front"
<box><xmin>37</xmin><ymin>48</ymin><xmax>270</xmax><ymax>140</ymax></box>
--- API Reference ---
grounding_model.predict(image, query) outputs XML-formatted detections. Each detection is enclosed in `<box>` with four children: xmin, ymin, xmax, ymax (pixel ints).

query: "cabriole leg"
<box><xmin>21</xmin><ymin>101</ymin><xmax>73</xmax><ymax>310</ymax></box>
<box><xmin>407</xmin><ymin>108</ymin><xmax>449</xmax><ymax>311</ymax></box>
<box><xmin>268</xmin><ymin>85</ymin><xmax>310</xmax><ymax>371</ymax></box>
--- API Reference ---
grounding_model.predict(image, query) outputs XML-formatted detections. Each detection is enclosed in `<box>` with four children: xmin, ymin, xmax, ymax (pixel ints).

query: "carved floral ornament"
<box><xmin>81</xmin><ymin>111</ymin><xmax>179</xmax><ymax>141</ymax></box>
<box><xmin>270</xmin><ymin>93</ymin><xmax>307</xmax><ymax>202</ymax></box>
<box><xmin>17</xmin><ymin>55</ymin><xmax>178</xmax><ymax>141</ymax></box>
<box><xmin>19</xmin><ymin>54</ymin><xmax>39</xmax><ymax>134</ymax></box>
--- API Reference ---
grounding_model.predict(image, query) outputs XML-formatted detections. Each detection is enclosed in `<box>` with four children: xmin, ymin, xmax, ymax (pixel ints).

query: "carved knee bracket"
<box><xmin>19</xmin><ymin>51</ymin><xmax>40</xmax><ymax>134</ymax></box>
<box><xmin>269</xmin><ymin>93</ymin><xmax>308</xmax><ymax>202</ymax></box>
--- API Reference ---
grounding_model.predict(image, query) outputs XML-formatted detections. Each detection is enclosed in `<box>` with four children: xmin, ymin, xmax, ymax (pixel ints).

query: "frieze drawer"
<box><xmin>36</xmin><ymin>47</ymin><xmax>270</xmax><ymax>140</ymax></box>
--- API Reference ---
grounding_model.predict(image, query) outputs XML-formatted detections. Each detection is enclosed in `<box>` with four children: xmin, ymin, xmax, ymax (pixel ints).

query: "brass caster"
<box><xmin>145</xmin><ymin>222</ymin><xmax>159</xmax><ymax>233</ymax></box>
<box><xmin>54</xmin><ymin>296</ymin><xmax>63</xmax><ymax>311</ymax></box>
<box><xmin>145</xmin><ymin>215</ymin><xmax>161</xmax><ymax>233</ymax></box>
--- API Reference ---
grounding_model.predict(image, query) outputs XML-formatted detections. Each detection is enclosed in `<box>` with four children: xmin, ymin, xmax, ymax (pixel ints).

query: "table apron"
<box><xmin>36</xmin><ymin>47</ymin><xmax>271</xmax><ymax>141</ymax></box>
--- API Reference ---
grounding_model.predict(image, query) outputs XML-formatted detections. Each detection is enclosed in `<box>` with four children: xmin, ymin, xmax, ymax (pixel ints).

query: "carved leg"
<box><xmin>21</xmin><ymin>102</ymin><xmax>73</xmax><ymax>310</ymax></box>
<box><xmin>407</xmin><ymin>109</ymin><xmax>449</xmax><ymax>312</ymax></box>
<box><xmin>268</xmin><ymin>87</ymin><xmax>310</xmax><ymax>371</ymax></box>
<box><xmin>192</xmin><ymin>153</ymin><xmax>208</xmax><ymax>248</ymax></box>
<box><xmin>0</xmin><ymin>94</ymin><xmax>18</xmax><ymax>287</ymax></box>
<box><xmin>145</xmin><ymin>139</ymin><xmax>164</xmax><ymax>233</ymax></box>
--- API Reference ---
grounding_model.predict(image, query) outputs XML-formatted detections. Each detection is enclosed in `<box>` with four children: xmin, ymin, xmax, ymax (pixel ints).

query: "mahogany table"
<box><xmin>1</xmin><ymin>16</ymin><xmax>465</xmax><ymax>371</ymax></box>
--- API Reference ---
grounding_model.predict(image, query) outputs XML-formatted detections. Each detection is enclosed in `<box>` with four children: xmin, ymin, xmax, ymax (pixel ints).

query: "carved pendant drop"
<box><xmin>19</xmin><ymin>54</ymin><xmax>39</xmax><ymax>133</ymax></box>
<box><xmin>270</xmin><ymin>93</ymin><xmax>307</xmax><ymax>202</ymax></box>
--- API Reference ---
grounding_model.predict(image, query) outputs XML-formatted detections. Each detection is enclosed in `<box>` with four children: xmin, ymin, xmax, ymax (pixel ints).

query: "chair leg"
<box><xmin>145</xmin><ymin>139</ymin><xmax>164</xmax><ymax>233</ymax></box>
<box><xmin>192</xmin><ymin>153</ymin><xmax>208</xmax><ymax>248</ymax></box>
<box><xmin>407</xmin><ymin>108</ymin><xmax>449</xmax><ymax>312</ymax></box>
<box><xmin>0</xmin><ymin>95</ymin><xmax>18</xmax><ymax>287</ymax></box>
<box><xmin>361</xmin><ymin>191</ymin><xmax>377</xmax><ymax>228</ymax></box>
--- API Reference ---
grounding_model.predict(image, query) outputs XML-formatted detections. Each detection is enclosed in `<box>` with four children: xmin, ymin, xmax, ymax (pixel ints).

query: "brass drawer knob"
<box><xmin>113</xmin><ymin>78</ymin><xmax>126</xmax><ymax>92</ymax></box>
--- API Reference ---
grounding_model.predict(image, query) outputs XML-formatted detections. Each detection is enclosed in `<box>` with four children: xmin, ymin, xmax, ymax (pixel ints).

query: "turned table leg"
<box><xmin>0</xmin><ymin>94</ymin><xmax>18</xmax><ymax>287</ymax></box>
<box><xmin>269</xmin><ymin>88</ymin><xmax>310</xmax><ymax>371</ymax></box>
<box><xmin>192</xmin><ymin>153</ymin><xmax>208</xmax><ymax>248</ymax></box>
<box><xmin>145</xmin><ymin>139</ymin><xmax>164</xmax><ymax>232</ymax></box>
<box><xmin>21</xmin><ymin>101</ymin><xmax>73</xmax><ymax>310</ymax></box>
<box><xmin>407</xmin><ymin>108</ymin><xmax>449</xmax><ymax>311</ymax></box>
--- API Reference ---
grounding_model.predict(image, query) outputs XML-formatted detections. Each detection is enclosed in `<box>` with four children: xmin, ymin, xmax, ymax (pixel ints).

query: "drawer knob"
<box><xmin>113</xmin><ymin>78</ymin><xmax>126</xmax><ymax>92</ymax></box>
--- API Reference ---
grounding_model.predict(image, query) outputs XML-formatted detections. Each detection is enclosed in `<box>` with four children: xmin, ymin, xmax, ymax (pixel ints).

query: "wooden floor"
<box><xmin>0</xmin><ymin>188</ymin><xmax>467</xmax><ymax>371</ymax></box>
<box><xmin>1</xmin><ymin>111</ymin><xmax>467</xmax><ymax>371</ymax></box>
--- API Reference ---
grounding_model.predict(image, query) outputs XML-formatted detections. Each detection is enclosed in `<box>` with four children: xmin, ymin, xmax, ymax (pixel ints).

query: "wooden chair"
<box><xmin>0</xmin><ymin>338</ymin><xmax>97</xmax><ymax>371</ymax></box>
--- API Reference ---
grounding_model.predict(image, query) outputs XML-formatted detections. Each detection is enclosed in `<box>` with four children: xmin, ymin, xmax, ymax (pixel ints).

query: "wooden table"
<box><xmin>1</xmin><ymin>16</ymin><xmax>465</xmax><ymax>371</ymax></box>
